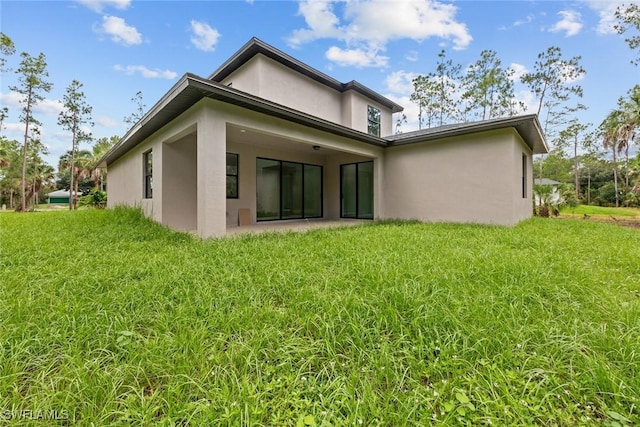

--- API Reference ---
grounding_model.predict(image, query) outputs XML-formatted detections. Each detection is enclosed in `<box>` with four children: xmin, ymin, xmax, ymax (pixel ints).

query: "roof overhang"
<box><xmin>386</xmin><ymin>114</ymin><xmax>549</xmax><ymax>154</ymax></box>
<box><xmin>98</xmin><ymin>73</ymin><xmax>389</xmax><ymax>166</ymax></box>
<box><xmin>209</xmin><ymin>37</ymin><xmax>404</xmax><ymax>114</ymax></box>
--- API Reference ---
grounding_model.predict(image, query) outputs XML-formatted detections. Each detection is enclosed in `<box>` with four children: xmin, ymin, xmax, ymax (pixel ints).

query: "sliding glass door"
<box><xmin>341</xmin><ymin>161</ymin><xmax>373</xmax><ymax>219</ymax></box>
<box><xmin>257</xmin><ymin>158</ymin><xmax>322</xmax><ymax>221</ymax></box>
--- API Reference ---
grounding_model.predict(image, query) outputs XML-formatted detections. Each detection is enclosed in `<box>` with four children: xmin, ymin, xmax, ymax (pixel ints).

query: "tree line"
<box><xmin>1</xmin><ymin>4</ymin><xmax>638</xmax><ymax>211</ymax></box>
<box><xmin>407</xmin><ymin>4</ymin><xmax>639</xmax><ymax>209</ymax></box>
<box><xmin>0</xmin><ymin>33</ymin><xmax>145</xmax><ymax>211</ymax></box>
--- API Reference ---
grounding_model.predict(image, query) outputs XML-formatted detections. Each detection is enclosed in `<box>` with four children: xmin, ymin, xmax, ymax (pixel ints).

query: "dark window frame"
<box><xmin>522</xmin><ymin>154</ymin><xmax>527</xmax><ymax>199</ymax></box>
<box><xmin>367</xmin><ymin>105</ymin><xmax>381</xmax><ymax>137</ymax></box>
<box><xmin>227</xmin><ymin>152</ymin><xmax>239</xmax><ymax>199</ymax></box>
<box><xmin>256</xmin><ymin>156</ymin><xmax>323</xmax><ymax>222</ymax></box>
<box><xmin>143</xmin><ymin>149</ymin><xmax>152</xmax><ymax>199</ymax></box>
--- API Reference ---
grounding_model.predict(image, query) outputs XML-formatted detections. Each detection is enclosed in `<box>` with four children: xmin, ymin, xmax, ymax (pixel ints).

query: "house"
<box><xmin>534</xmin><ymin>178</ymin><xmax>562</xmax><ymax>205</ymax></box>
<box><xmin>99</xmin><ymin>37</ymin><xmax>548</xmax><ymax>238</ymax></box>
<box><xmin>47</xmin><ymin>189</ymin><xmax>78</xmax><ymax>204</ymax></box>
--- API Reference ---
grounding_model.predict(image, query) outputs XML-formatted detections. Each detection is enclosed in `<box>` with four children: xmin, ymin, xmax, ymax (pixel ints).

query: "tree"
<box><xmin>600</xmin><ymin>110</ymin><xmax>626</xmax><ymax>207</ymax></box>
<box><xmin>556</xmin><ymin>120</ymin><xmax>591</xmax><ymax>198</ymax></box>
<box><xmin>410</xmin><ymin>75</ymin><xmax>439</xmax><ymax>129</ymax></box>
<box><xmin>0</xmin><ymin>32</ymin><xmax>15</xmax><ymax>71</ymax></box>
<box><xmin>521</xmin><ymin>46</ymin><xmax>586</xmax><ymax>141</ymax></box>
<box><xmin>58</xmin><ymin>80</ymin><xmax>93</xmax><ymax>210</ymax></box>
<box><xmin>0</xmin><ymin>137</ymin><xmax>21</xmax><ymax>207</ymax></box>
<box><xmin>9</xmin><ymin>52</ymin><xmax>52</xmax><ymax>212</ymax></box>
<box><xmin>91</xmin><ymin>135</ymin><xmax>119</xmax><ymax>190</ymax></box>
<box><xmin>615</xmin><ymin>3</ymin><xmax>640</xmax><ymax>65</ymax></box>
<box><xmin>410</xmin><ymin>50</ymin><xmax>462</xmax><ymax>129</ymax></box>
<box><xmin>433</xmin><ymin>50</ymin><xmax>462</xmax><ymax>126</ymax></box>
<box><xmin>617</xmin><ymin>85</ymin><xmax>640</xmax><ymax>188</ymax></box>
<box><xmin>461</xmin><ymin>50</ymin><xmax>519</xmax><ymax>120</ymax></box>
<box><xmin>124</xmin><ymin>91</ymin><xmax>145</xmax><ymax>125</ymax></box>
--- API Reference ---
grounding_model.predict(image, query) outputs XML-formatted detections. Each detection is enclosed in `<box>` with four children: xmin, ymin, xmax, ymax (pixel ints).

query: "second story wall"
<box><xmin>221</xmin><ymin>54</ymin><xmax>343</xmax><ymax>125</ymax></box>
<box><xmin>219</xmin><ymin>53</ymin><xmax>397</xmax><ymax>136</ymax></box>
<box><xmin>342</xmin><ymin>90</ymin><xmax>393</xmax><ymax>137</ymax></box>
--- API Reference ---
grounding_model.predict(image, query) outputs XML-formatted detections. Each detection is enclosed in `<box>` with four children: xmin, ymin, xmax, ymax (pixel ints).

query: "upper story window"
<box><xmin>143</xmin><ymin>150</ymin><xmax>152</xmax><ymax>199</ymax></box>
<box><xmin>367</xmin><ymin>105</ymin><xmax>381</xmax><ymax>137</ymax></box>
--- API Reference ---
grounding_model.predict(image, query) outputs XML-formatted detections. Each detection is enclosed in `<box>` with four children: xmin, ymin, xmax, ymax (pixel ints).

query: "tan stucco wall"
<box><xmin>342</xmin><ymin>90</ymin><xmax>393</xmax><ymax>137</ymax></box>
<box><xmin>221</xmin><ymin>54</ymin><xmax>343</xmax><ymax>124</ymax></box>
<box><xmin>383</xmin><ymin>128</ymin><xmax>533</xmax><ymax>225</ymax></box>
<box><xmin>162</xmin><ymin>134</ymin><xmax>197</xmax><ymax>231</ymax></box>
<box><xmin>107</xmin><ymin>96</ymin><xmax>385</xmax><ymax>238</ymax></box>
<box><xmin>220</xmin><ymin>54</ymin><xmax>394</xmax><ymax>135</ymax></box>
<box><xmin>107</xmin><ymin>139</ymin><xmax>156</xmax><ymax>219</ymax></box>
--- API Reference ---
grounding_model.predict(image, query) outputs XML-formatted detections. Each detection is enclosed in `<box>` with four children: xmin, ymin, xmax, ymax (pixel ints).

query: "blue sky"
<box><xmin>0</xmin><ymin>0</ymin><xmax>638</xmax><ymax>168</ymax></box>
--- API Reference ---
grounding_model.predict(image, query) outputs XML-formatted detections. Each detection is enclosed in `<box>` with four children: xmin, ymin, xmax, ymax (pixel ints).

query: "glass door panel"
<box><xmin>304</xmin><ymin>165</ymin><xmax>322</xmax><ymax>218</ymax></box>
<box><xmin>281</xmin><ymin>162</ymin><xmax>303</xmax><ymax>219</ymax></box>
<box><xmin>256</xmin><ymin>158</ymin><xmax>280</xmax><ymax>220</ymax></box>
<box><xmin>357</xmin><ymin>161</ymin><xmax>373</xmax><ymax>219</ymax></box>
<box><xmin>341</xmin><ymin>161</ymin><xmax>373</xmax><ymax>219</ymax></box>
<box><xmin>341</xmin><ymin>163</ymin><xmax>357</xmax><ymax>218</ymax></box>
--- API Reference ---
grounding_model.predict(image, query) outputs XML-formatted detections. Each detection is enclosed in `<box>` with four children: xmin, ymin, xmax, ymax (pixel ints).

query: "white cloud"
<box><xmin>386</xmin><ymin>94</ymin><xmax>419</xmax><ymax>133</ymax></box>
<box><xmin>385</xmin><ymin>70</ymin><xmax>418</xmax><ymax>94</ymax></box>
<box><xmin>587</xmin><ymin>1</ymin><xmax>638</xmax><ymax>35</ymax></box>
<box><xmin>509</xmin><ymin>63</ymin><xmax>528</xmax><ymax>81</ymax></box>
<box><xmin>513</xmin><ymin>90</ymin><xmax>536</xmax><ymax>115</ymax></box>
<box><xmin>96</xmin><ymin>116</ymin><xmax>119</xmax><ymax>127</ymax></box>
<box><xmin>114</xmin><ymin>64</ymin><xmax>177</xmax><ymax>79</ymax></box>
<box><xmin>2</xmin><ymin>122</ymin><xmax>24</xmax><ymax>133</ymax></box>
<box><xmin>0</xmin><ymin>91</ymin><xmax>62</xmax><ymax>116</ymax></box>
<box><xmin>559</xmin><ymin>63</ymin><xmax>585</xmax><ymax>83</ymax></box>
<box><xmin>189</xmin><ymin>20</ymin><xmax>220</xmax><ymax>52</ymax></box>
<box><xmin>325</xmin><ymin>46</ymin><xmax>388</xmax><ymax>68</ymax></box>
<box><xmin>289</xmin><ymin>1</ymin><xmax>344</xmax><ymax>46</ymax></box>
<box><xmin>97</xmin><ymin>15</ymin><xmax>142</xmax><ymax>46</ymax></box>
<box><xmin>77</xmin><ymin>0</ymin><xmax>130</xmax><ymax>13</ymax></box>
<box><xmin>405</xmin><ymin>50</ymin><xmax>419</xmax><ymax>62</ymax></box>
<box><xmin>289</xmin><ymin>0</ymin><xmax>472</xmax><ymax>67</ymax></box>
<box><xmin>549</xmin><ymin>10</ymin><xmax>583</xmax><ymax>37</ymax></box>
<box><xmin>514</xmin><ymin>15</ymin><xmax>534</xmax><ymax>27</ymax></box>
<box><xmin>34</xmin><ymin>99</ymin><xmax>64</xmax><ymax>116</ymax></box>
<box><xmin>0</xmin><ymin>91</ymin><xmax>22</xmax><ymax>109</ymax></box>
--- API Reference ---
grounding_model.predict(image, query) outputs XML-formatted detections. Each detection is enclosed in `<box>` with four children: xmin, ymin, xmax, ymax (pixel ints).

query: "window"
<box><xmin>522</xmin><ymin>154</ymin><xmax>527</xmax><ymax>198</ymax></box>
<box><xmin>367</xmin><ymin>105</ymin><xmax>381</xmax><ymax>137</ymax></box>
<box><xmin>226</xmin><ymin>153</ymin><xmax>238</xmax><ymax>198</ymax></box>
<box><xmin>143</xmin><ymin>150</ymin><xmax>152</xmax><ymax>199</ymax></box>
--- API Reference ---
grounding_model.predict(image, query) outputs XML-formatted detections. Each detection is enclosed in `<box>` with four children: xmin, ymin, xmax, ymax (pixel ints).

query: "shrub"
<box><xmin>80</xmin><ymin>189</ymin><xmax>107</xmax><ymax>209</ymax></box>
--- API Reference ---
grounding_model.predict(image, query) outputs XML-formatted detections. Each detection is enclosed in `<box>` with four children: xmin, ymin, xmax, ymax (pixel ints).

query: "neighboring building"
<box><xmin>534</xmin><ymin>178</ymin><xmax>562</xmax><ymax>205</ymax></box>
<box><xmin>47</xmin><ymin>190</ymin><xmax>78</xmax><ymax>204</ymax></box>
<box><xmin>99</xmin><ymin>37</ymin><xmax>548</xmax><ymax>238</ymax></box>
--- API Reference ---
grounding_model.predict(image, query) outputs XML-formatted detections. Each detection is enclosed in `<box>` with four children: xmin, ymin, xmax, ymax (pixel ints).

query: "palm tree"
<box><xmin>72</xmin><ymin>150</ymin><xmax>93</xmax><ymax>209</ymax></box>
<box><xmin>616</xmin><ymin>85</ymin><xmax>640</xmax><ymax>189</ymax></box>
<box><xmin>601</xmin><ymin>110</ymin><xmax>625</xmax><ymax>207</ymax></box>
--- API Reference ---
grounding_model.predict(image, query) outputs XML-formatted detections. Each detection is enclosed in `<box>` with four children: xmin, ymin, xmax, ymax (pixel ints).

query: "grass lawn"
<box><xmin>1</xmin><ymin>208</ymin><xmax>639</xmax><ymax>425</ymax></box>
<box><xmin>560</xmin><ymin>204</ymin><xmax>640</xmax><ymax>217</ymax></box>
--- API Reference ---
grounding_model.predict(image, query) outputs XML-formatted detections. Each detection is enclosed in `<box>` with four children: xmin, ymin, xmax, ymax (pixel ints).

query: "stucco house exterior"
<box><xmin>99</xmin><ymin>37</ymin><xmax>548</xmax><ymax>238</ymax></box>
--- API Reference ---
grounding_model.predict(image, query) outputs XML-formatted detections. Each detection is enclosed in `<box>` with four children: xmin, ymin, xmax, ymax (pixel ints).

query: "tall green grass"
<box><xmin>1</xmin><ymin>208</ymin><xmax>639</xmax><ymax>425</ymax></box>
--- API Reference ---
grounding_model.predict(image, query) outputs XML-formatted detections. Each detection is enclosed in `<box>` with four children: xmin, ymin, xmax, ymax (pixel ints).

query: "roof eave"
<box><xmin>100</xmin><ymin>74</ymin><xmax>388</xmax><ymax>166</ymax></box>
<box><xmin>388</xmin><ymin>115</ymin><xmax>548</xmax><ymax>154</ymax></box>
<box><xmin>209</xmin><ymin>37</ymin><xmax>403</xmax><ymax>113</ymax></box>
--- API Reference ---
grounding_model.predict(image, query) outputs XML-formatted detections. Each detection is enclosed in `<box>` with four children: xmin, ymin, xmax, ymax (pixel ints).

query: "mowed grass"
<box><xmin>1</xmin><ymin>209</ymin><xmax>639</xmax><ymax>426</ymax></box>
<box><xmin>561</xmin><ymin>204</ymin><xmax>640</xmax><ymax>217</ymax></box>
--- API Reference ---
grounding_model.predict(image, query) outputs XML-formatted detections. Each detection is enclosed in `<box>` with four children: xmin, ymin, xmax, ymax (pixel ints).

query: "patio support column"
<box><xmin>197</xmin><ymin>106</ymin><xmax>227</xmax><ymax>238</ymax></box>
<box><xmin>374</xmin><ymin>157</ymin><xmax>384</xmax><ymax>219</ymax></box>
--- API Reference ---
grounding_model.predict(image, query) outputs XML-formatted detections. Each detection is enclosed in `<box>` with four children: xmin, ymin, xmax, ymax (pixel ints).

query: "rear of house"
<box><xmin>100</xmin><ymin>38</ymin><xmax>547</xmax><ymax>238</ymax></box>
